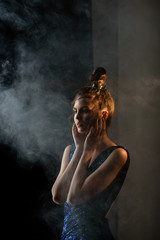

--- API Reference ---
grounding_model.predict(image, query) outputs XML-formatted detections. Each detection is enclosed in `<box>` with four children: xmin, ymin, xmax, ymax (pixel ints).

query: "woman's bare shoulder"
<box><xmin>64</xmin><ymin>144</ymin><xmax>73</xmax><ymax>152</ymax></box>
<box><xmin>58</xmin><ymin>144</ymin><xmax>73</xmax><ymax>175</ymax></box>
<box><xmin>62</xmin><ymin>144</ymin><xmax>73</xmax><ymax>161</ymax></box>
<box><xmin>111</xmin><ymin>147</ymin><xmax>128</xmax><ymax>166</ymax></box>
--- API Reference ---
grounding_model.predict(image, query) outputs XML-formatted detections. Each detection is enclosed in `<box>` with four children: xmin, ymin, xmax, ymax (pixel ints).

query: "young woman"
<box><xmin>51</xmin><ymin>67</ymin><xmax>130</xmax><ymax>240</ymax></box>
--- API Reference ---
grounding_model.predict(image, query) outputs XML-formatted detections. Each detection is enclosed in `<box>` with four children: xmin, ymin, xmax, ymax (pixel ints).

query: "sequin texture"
<box><xmin>61</xmin><ymin>144</ymin><xmax>130</xmax><ymax>240</ymax></box>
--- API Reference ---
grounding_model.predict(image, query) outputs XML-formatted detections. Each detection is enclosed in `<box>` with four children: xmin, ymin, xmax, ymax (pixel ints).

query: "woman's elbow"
<box><xmin>67</xmin><ymin>194</ymin><xmax>80</xmax><ymax>206</ymax></box>
<box><xmin>67</xmin><ymin>198</ymin><xmax>75</xmax><ymax>206</ymax></box>
<box><xmin>51</xmin><ymin>188</ymin><xmax>64</xmax><ymax>205</ymax></box>
<box><xmin>52</xmin><ymin>195</ymin><xmax>62</xmax><ymax>205</ymax></box>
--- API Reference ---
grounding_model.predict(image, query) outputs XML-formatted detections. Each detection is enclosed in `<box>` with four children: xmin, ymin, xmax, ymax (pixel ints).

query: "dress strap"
<box><xmin>69</xmin><ymin>144</ymin><xmax>130</xmax><ymax>162</ymax></box>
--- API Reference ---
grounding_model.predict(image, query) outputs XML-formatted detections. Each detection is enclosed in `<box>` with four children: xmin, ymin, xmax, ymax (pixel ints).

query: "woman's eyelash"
<box><xmin>83</xmin><ymin>109</ymin><xmax>90</xmax><ymax>113</ymax></box>
<box><xmin>73</xmin><ymin>108</ymin><xmax>90</xmax><ymax>114</ymax></box>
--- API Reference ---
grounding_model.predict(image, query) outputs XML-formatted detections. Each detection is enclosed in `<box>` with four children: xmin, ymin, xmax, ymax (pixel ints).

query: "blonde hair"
<box><xmin>72</xmin><ymin>85</ymin><xmax>114</xmax><ymax>127</ymax></box>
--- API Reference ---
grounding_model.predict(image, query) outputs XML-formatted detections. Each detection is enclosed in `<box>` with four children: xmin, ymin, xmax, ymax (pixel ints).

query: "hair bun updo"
<box><xmin>89</xmin><ymin>67</ymin><xmax>107</xmax><ymax>91</ymax></box>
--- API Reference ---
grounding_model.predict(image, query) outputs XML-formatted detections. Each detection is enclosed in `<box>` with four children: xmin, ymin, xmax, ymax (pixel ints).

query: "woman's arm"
<box><xmin>51</xmin><ymin>145</ymin><xmax>83</xmax><ymax>205</ymax></box>
<box><xmin>51</xmin><ymin>123</ymin><xmax>87</xmax><ymax>205</ymax></box>
<box><xmin>67</xmin><ymin>147</ymin><xmax>128</xmax><ymax>206</ymax></box>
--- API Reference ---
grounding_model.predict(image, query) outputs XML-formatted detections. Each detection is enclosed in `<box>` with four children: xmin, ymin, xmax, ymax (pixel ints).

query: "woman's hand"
<box><xmin>72</xmin><ymin>123</ymin><xmax>86</xmax><ymax>149</ymax></box>
<box><xmin>83</xmin><ymin>117</ymin><xmax>106</xmax><ymax>153</ymax></box>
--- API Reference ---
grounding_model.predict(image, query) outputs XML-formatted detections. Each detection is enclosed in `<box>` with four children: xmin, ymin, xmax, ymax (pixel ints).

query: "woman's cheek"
<box><xmin>85</xmin><ymin>112</ymin><xmax>94</xmax><ymax>122</ymax></box>
<box><xmin>86</xmin><ymin>114</ymin><xmax>97</xmax><ymax>128</ymax></box>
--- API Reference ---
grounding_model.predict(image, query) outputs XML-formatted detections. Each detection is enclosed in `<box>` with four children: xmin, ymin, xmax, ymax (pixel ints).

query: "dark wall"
<box><xmin>92</xmin><ymin>0</ymin><xmax>160</xmax><ymax>239</ymax></box>
<box><xmin>117</xmin><ymin>0</ymin><xmax>160</xmax><ymax>239</ymax></box>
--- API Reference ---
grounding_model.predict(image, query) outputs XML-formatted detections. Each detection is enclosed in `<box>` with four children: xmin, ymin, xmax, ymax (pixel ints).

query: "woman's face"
<box><xmin>73</xmin><ymin>97</ymin><xmax>100</xmax><ymax>133</ymax></box>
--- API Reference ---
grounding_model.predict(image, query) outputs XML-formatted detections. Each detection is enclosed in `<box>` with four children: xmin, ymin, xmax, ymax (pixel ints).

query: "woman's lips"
<box><xmin>77</xmin><ymin>122</ymin><xmax>83</xmax><ymax>127</ymax></box>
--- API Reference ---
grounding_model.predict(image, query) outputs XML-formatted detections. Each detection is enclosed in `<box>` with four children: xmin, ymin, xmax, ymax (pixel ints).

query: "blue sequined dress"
<box><xmin>61</xmin><ymin>145</ymin><xmax>130</xmax><ymax>240</ymax></box>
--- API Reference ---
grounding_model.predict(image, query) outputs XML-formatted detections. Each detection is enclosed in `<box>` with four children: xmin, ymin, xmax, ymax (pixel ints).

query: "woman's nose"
<box><xmin>75</xmin><ymin>111</ymin><xmax>81</xmax><ymax>120</ymax></box>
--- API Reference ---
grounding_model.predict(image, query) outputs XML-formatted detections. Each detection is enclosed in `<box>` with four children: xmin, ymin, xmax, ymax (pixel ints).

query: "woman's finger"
<box><xmin>96</xmin><ymin>118</ymin><xmax>100</xmax><ymax>133</ymax></box>
<box><xmin>99</xmin><ymin>119</ymin><xmax>102</xmax><ymax>135</ymax></box>
<box><xmin>102</xmin><ymin>118</ymin><xmax>106</xmax><ymax>132</ymax></box>
<box><xmin>96</xmin><ymin>118</ymin><xmax>102</xmax><ymax>136</ymax></box>
<box><xmin>72</xmin><ymin>123</ymin><xmax>76</xmax><ymax>133</ymax></box>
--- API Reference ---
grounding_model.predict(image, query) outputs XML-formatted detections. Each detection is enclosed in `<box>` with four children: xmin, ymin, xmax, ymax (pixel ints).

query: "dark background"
<box><xmin>1</xmin><ymin>1</ymin><xmax>93</xmax><ymax>239</ymax></box>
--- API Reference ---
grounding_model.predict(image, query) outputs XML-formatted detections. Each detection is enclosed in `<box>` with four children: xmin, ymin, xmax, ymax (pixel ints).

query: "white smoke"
<box><xmin>0</xmin><ymin>45</ymin><xmax>72</xmax><ymax>165</ymax></box>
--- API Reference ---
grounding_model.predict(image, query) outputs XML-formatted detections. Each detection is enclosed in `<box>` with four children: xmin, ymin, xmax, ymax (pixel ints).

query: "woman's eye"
<box><xmin>82</xmin><ymin>108</ymin><xmax>90</xmax><ymax>113</ymax></box>
<box><xmin>73</xmin><ymin>108</ymin><xmax>90</xmax><ymax>114</ymax></box>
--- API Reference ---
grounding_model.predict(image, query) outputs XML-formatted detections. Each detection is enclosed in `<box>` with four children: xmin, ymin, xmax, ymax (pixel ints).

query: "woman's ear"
<box><xmin>102</xmin><ymin>110</ymin><xmax>108</xmax><ymax>119</ymax></box>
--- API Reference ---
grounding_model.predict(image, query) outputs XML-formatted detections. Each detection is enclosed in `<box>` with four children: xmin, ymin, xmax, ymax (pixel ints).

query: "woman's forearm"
<box><xmin>52</xmin><ymin>147</ymin><xmax>83</xmax><ymax>204</ymax></box>
<box><xmin>67</xmin><ymin>151</ymin><xmax>92</xmax><ymax>205</ymax></box>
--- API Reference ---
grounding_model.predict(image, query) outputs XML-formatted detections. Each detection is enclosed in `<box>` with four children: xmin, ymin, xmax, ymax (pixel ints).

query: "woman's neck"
<box><xmin>90</xmin><ymin>134</ymin><xmax>116</xmax><ymax>165</ymax></box>
<box><xmin>98</xmin><ymin>133</ymin><xmax>115</xmax><ymax>149</ymax></box>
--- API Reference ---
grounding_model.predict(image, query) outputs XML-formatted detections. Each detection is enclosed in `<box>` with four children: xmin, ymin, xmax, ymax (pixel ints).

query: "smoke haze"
<box><xmin>1</xmin><ymin>1</ymin><xmax>93</xmax><ymax>239</ymax></box>
<box><xmin>0</xmin><ymin>0</ymin><xmax>92</xmax><ymax>165</ymax></box>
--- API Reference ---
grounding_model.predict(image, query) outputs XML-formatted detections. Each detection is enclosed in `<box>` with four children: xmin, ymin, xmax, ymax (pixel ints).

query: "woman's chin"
<box><xmin>77</xmin><ymin>127</ymin><xmax>87</xmax><ymax>134</ymax></box>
